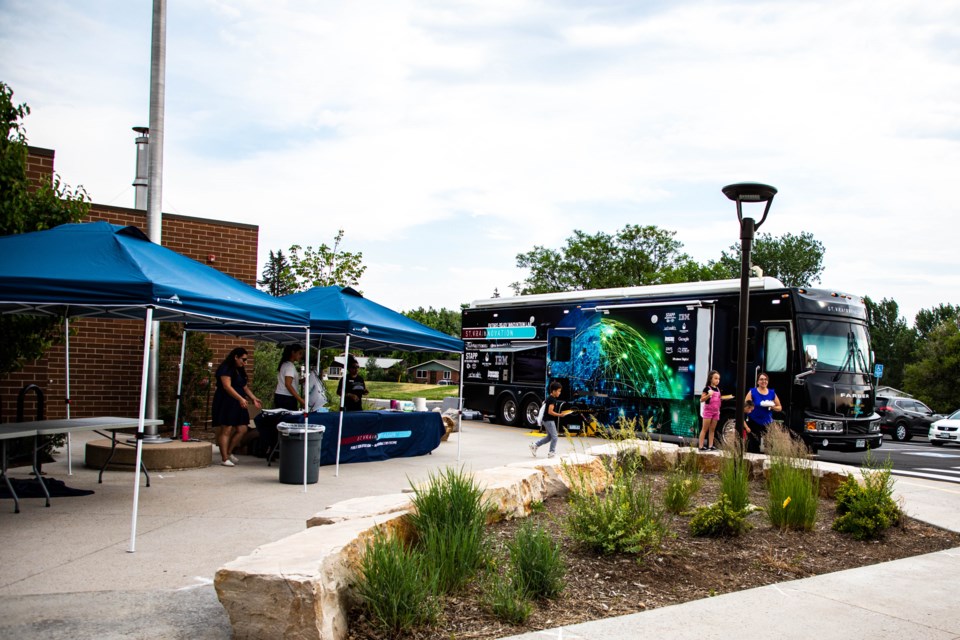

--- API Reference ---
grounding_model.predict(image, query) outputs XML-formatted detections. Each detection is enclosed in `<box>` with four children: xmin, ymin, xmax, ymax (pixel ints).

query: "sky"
<box><xmin>1</xmin><ymin>0</ymin><xmax>958</xmax><ymax>324</ymax></box>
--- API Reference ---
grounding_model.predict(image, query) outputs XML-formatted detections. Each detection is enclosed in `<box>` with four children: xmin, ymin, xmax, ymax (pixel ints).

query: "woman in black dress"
<box><xmin>211</xmin><ymin>347</ymin><xmax>262</xmax><ymax>466</ymax></box>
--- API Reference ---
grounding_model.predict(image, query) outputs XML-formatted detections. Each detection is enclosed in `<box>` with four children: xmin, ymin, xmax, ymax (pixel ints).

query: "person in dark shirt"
<box><xmin>336</xmin><ymin>356</ymin><xmax>368</xmax><ymax>411</ymax></box>
<box><xmin>211</xmin><ymin>347</ymin><xmax>262</xmax><ymax>466</ymax></box>
<box><xmin>529</xmin><ymin>380</ymin><xmax>572</xmax><ymax>458</ymax></box>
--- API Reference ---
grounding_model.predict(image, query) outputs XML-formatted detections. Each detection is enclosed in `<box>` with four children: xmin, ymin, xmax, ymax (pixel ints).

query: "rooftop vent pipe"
<box><xmin>132</xmin><ymin>126</ymin><xmax>149</xmax><ymax>210</ymax></box>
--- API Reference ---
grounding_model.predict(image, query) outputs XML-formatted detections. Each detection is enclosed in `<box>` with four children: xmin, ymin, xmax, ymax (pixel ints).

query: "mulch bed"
<box><xmin>348</xmin><ymin>471</ymin><xmax>960</xmax><ymax>640</ymax></box>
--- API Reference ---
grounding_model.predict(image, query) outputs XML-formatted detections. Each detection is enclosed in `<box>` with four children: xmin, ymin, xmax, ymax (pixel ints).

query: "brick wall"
<box><xmin>1</xmin><ymin>146</ymin><xmax>257</xmax><ymax>425</ymax></box>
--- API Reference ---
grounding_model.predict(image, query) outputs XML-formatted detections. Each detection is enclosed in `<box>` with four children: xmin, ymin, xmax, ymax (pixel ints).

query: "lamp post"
<box><xmin>722</xmin><ymin>183</ymin><xmax>777</xmax><ymax>444</ymax></box>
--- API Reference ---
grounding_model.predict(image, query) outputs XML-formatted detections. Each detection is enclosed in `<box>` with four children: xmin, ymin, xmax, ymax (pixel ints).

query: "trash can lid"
<box><xmin>277</xmin><ymin>423</ymin><xmax>326</xmax><ymax>435</ymax></box>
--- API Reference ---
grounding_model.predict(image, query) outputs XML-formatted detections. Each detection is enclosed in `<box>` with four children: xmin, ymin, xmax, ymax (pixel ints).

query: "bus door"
<box><xmin>759</xmin><ymin>321</ymin><xmax>794</xmax><ymax>425</ymax></box>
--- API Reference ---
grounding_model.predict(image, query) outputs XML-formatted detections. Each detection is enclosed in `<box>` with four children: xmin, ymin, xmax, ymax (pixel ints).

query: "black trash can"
<box><xmin>277</xmin><ymin>424</ymin><xmax>325</xmax><ymax>484</ymax></box>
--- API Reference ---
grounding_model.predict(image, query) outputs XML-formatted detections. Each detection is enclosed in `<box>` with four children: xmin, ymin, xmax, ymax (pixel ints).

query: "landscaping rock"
<box><xmin>215</xmin><ymin>511</ymin><xmax>410</xmax><ymax>640</ymax></box>
<box><xmin>472</xmin><ymin>466</ymin><xmax>546</xmax><ymax>521</ymax></box>
<box><xmin>307</xmin><ymin>493</ymin><xmax>413</xmax><ymax>527</ymax></box>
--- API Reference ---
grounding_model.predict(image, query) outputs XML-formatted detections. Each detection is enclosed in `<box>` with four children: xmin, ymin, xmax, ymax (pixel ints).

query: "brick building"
<box><xmin>0</xmin><ymin>146</ymin><xmax>257</xmax><ymax>427</ymax></box>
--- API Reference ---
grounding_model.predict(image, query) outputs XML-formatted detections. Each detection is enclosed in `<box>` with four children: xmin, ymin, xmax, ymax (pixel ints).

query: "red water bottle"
<box><xmin>182</xmin><ymin>422</ymin><xmax>191</xmax><ymax>442</ymax></box>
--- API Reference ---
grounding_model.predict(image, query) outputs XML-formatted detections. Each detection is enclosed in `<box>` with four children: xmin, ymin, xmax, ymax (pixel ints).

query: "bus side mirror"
<box><xmin>804</xmin><ymin>345</ymin><xmax>818</xmax><ymax>370</ymax></box>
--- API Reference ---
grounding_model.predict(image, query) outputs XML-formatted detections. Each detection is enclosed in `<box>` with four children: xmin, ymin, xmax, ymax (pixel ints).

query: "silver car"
<box><xmin>929</xmin><ymin>409</ymin><xmax>960</xmax><ymax>447</ymax></box>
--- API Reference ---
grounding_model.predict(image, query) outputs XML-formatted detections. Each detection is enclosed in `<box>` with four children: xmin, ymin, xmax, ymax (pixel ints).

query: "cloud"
<box><xmin>1</xmin><ymin>0</ymin><xmax>957</xmax><ymax>319</ymax></box>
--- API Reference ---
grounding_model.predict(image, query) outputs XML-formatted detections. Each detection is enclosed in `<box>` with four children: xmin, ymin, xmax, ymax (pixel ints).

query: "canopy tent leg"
<box><xmin>457</xmin><ymin>357</ymin><xmax>464</xmax><ymax>463</ymax></box>
<box><xmin>128</xmin><ymin>307</ymin><xmax>154</xmax><ymax>553</ymax></box>
<box><xmin>335</xmin><ymin>335</ymin><xmax>350</xmax><ymax>478</ymax></box>
<box><xmin>302</xmin><ymin>328</ymin><xmax>311</xmax><ymax>493</ymax></box>
<box><xmin>173</xmin><ymin>329</ymin><xmax>187</xmax><ymax>438</ymax></box>
<box><xmin>65</xmin><ymin>315</ymin><xmax>73</xmax><ymax>475</ymax></box>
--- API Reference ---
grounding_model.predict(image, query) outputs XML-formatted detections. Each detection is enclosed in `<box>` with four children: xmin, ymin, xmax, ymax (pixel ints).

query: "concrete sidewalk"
<box><xmin>0</xmin><ymin>422</ymin><xmax>958</xmax><ymax>639</ymax></box>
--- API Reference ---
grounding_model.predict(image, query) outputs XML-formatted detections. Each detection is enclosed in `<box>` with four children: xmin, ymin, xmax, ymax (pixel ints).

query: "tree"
<box><xmin>511</xmin><ymin>224</ymin><xmax>705</xmax><ymax>294</ymax></box>
<box><xmin>865</xmin><ymin>297</ymin><xmax>916</xmax><ymax>390</ymax></box>
<box><xmin>250</xmin><ymin>341</ymin><xmax>283</xmax><ymax>409</ymax></box>
<box><xmin>258</xmin><ymin>249</ymin><xmax>296</xmax><ymax>296</ymax></box>
<box><xmin>716</xmin><ymin>231</ymin><xmax>825</xmax><ymax>287</ymax></box>
<box><xmin>0</xmin><ymin>82</ymin><xmax>90</xmax><ymax>376</ymax></box>
<box><xmin>383</xmin><ymin>307</ymin><xmax>463</xmax><ymax>373</ymax></box>
<box><xmin>903</xmin><ymin>321</ymin><xmax>960</xmax><ymax>413</ymax></box>
<box><xmin>914</xmin><ymin>304</ymin><xmax>959</xmax><ymax>343</ymax></box>
<box><xmin>364</xmin><ymin>356</ymin><xmax>389</xmax><ymax>382</ymax></box>
<box><xmin>157</xmin><ymin>323</ymin><xmax>213</xmax><ymax>425</ymax></box>
<box><xmin>287</xmin><ymin>229</ymin><xmax>366</xmax><ymax>291</ymax></box>
<box><xmin>403</xmin><ymin>307</ymin><xmax>462</xmax><ymax>337</ymax></box>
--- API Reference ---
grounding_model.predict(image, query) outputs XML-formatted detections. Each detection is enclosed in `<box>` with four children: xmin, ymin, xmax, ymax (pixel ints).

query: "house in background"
<box><xmin>326</xmin><ymin>356</ymin><xmax>403</xmax><ymax>380</ymax></box>
<box><xmin>406</xmin><ymin>359</ymin><xmax>460</xmax><ymax>385</ymax></box>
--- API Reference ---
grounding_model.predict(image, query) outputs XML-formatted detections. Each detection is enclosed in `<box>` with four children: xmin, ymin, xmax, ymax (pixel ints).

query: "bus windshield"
<box><xmin>799</xmin><ymin>318</ymin><xmax>871</xmax><ymax>374</ymax></box>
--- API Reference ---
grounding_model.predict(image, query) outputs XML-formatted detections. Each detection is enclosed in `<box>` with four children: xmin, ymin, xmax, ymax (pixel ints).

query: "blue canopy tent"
<box><xmin>281</xmin><ymin>286</ymin><xmax>464</xmax><ymax>353</ymax></box>
<box><xmin>0</xmin><ymin>221</ymin><xmax>311</xmax><ymax>551</ymax></box>
<box><xmin>283</xmin><ymin>286</ymin><xmax>465</xmax><ymax>473</ymax></box>
<box><xmin>188</xmin><ymin>285</ymin><xmax>465</xmax><ymax>473</ymax></box>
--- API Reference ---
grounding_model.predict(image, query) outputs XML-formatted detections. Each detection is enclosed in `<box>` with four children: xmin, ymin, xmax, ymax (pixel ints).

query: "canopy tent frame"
<box><xmin>186</xmin><ymin>285</ymin><xmax>466</xmax><ymax>476</ymax></box>
<box><xmin>0</xmin><ymin>222</ymin><xmax>311</xmax><ymax>551</ymax></box>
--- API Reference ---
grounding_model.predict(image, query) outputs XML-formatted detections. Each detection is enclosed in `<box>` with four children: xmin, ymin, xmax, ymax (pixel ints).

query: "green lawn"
<box><xmin>322</xmin><ymin>380</ymin><xmax>459</xmax><ymax>408</ymax></box>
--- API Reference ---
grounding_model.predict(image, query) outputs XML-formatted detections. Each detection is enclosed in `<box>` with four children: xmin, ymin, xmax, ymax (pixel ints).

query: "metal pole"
<box><xmin>302</xmin><ymin>328</ymin><xmax>311</xmax><ymax>493</ymax></box>
<box><xmin>723</xmin><ymin>182</ymin><xmax>775</xmax><ymax>447</ymax></box>
<box><xmin>457</xmin><ymin>356</ymin><xmax>464</xmax><ymax>463</ymax></box>
<box><xmin>65</xmin><ymin>316</ymin><xmax>72</xmax><ymax>475</ymax></box>
<box><xmin>173</xmin><ymin>329</ymin><xmax>187</xmax><ymax>438</ymax></box>
<box><xmin>335</xmin><ymin>336</ymin><xmax>350</xmax><ymax>477</ymax></box>
<box><xmin>128</xmin><ymin>308</ymin><xmax>154</xmax><ymax>553</ymax></box>
<box><xmin>145</xmin><ymin>0</ymin><xmax>166</xmax><ymax>432</ymax></box>
<box><xmin>734</xmin><ymin>214</ymin><xmax>755</xmax><ymax>440</ymax></box>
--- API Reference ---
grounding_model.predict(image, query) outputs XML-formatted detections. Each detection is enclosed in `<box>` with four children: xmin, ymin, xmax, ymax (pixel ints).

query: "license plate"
<box><xmin>856</xmin><ymin>439</ymin><xmax>865</xmax><ymax>448</ymax></box>
<box><xmin>938</xmin><ymin>433</ymin><xmax>952</xmax><ymax>439</ymax></box>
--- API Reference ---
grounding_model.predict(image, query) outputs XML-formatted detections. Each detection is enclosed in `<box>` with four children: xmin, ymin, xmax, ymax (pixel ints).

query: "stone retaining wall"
<box><xmin>215</xmin><ymin>441</ymin><xmax>856</xmax><ymax>640</ymax></box>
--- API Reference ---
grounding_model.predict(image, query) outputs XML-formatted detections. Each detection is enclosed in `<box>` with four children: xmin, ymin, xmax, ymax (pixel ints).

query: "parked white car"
<box><xmin>929</xmin><ymin>409</ymin><xmax>960</xmax><ymax>447</ymax></box>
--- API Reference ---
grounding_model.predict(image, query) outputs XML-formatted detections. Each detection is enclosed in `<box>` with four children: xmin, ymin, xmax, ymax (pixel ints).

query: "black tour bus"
<box><xmin>460</xmin><ymin>277</ymin><xmax>881</xmax><ymax>452</ymax></box>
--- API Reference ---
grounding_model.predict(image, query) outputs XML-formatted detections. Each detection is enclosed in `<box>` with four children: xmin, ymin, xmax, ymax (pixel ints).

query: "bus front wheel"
<box><xmin>498</xmin><ymin>396</ymin><xmax>520</xmax><ymax>427</ymax></box>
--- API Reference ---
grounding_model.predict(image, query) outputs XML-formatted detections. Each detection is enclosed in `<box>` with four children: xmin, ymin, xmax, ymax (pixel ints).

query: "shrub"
<box><xmin>765</xmin><ymin>425</ymin><xmax>819</xmax><ymax>531</ymax></box>
<box><xmin>507</xmin><ymin>521</ymin><xmax>566</xmax><ymax>600</ymax></box>
<box><xmin>600</xmin><ymin>415</ymin><xmax>650</xmax><ymax>440</ymax></box>
<box><xmin>408</xmin><ymin>467</ymin><xmax>490</xmax><ymax>593</ymax></box>
<box><xmin>832</xmin><ymin>454</ymin><xmax>901</xmax><ymax>540</ymax></box>
<box><xmin>565</xmin><ymin>456</ymin><xmax>669</xmax><ymax>556</ymax></box>
<box><xmin>718</xmin><ymin>435</ymin><xmax>750</xmax><ymax>512</ymax></box>
<box><xmin>663</xmin><ymin>454</ymin><xmax>702</xmax><ymax>514</ymax></box>
<box><xmin>483</xmin><ymin>569</ymin><xmax>533</xmax><ymax>624</ymax></box>
<box><xmin>689</xmin><ymin>493</ymin><xmax>749</xmax><ymax>537</ymax></box>
<box><xmin>354</xmin><ymin>529</ymin><xmax>438</xmax><ymax>634</ymax></box>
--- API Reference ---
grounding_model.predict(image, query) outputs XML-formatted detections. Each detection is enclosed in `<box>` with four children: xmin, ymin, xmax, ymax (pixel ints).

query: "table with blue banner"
<box><xmin>254</xmin><ymin>410</ymin><xmax>444</xmax><ymax>466</ymax></box>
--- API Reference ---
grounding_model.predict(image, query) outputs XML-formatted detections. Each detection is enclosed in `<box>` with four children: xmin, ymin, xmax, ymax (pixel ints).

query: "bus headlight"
<box><xmin>805</xmin><ymin>419</ymin><xmax>843</xmax><ymax>433</ymax></box>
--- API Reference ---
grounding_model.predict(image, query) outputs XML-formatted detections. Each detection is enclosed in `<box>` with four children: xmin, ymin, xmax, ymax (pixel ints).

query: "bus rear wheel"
<box><xmin>520</xmin><ymin>396</ymin><xmax>542</xmax><ymax>429</ymax></box>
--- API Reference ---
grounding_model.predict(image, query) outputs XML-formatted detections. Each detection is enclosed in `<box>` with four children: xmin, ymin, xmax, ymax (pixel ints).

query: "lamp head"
<box><xmin>722</xmin><ymin>182</ymin><xmax>778</xmax><ymax>228</ymax></box>
<box><xmin>722</xmin><ymin>183</ymin><xmax>777</xmax><ymax>203</ymax></box>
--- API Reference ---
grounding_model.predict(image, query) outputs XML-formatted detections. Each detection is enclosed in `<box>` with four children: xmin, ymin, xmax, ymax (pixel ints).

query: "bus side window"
<box><xmin>765</xmin><ymin>327</ymin><xmax>788</xmax><ymax>373</ymax></box>
<box><xmin>551</xmin><ymin>336</ymin><xmax>572</xmax><ymax>362</ymax></box>
<box><xmin>731</xmin><ymin>327</ymin><xmax>757</xmax><ymax>363</ymax></box>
